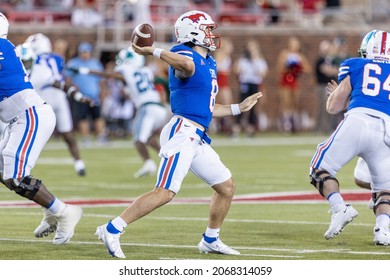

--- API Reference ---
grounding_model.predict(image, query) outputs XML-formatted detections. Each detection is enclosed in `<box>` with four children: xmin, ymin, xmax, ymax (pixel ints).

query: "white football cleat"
<box><xmin>374</xmin><ymin>227</ymin><xmax>390</xmax><ymax>245</ymax></box>
<box><xmin>34</xmin><ymin>207</ymin><xmax>57</xmax><ymax>238</ymax></box>
<box><xmin>74</xmin><ymin>159</ymin><xmax>86</xmax><ymax>176</ymax></box>
<box><xmin>95</xmin><ymin>223</ymin><xmax>126</xmax><ymax>258</ymax></box>
<box><xmin>53</xmin><ymin>204</ymin><xmax>82</xmax><ymax>245</ymax></box>
<box><xmin>198</xmin><ymin>236</ymin><xmax>240</xmax><ymax>255</ymax></box>
<box><xmin>324</xmin><ymin>204</ymin><xmax>358</xmax><ymax>240</ymax></box>
<box><xmin>134</xmin><ymin>159</ymin><xmax>157</xmax><ymax>178</ymax></box>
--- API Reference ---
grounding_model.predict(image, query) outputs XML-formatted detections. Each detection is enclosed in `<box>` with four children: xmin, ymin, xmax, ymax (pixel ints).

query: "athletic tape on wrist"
<box><xmin>66</xmin><ymin>86</ymin><xmax>76</xmax><ymax>96</ymax></box>
<box><xmin>153</xmin><ymin>48</ymin><xmax>163</xmax><ymax>59</ymax></box>
<box><xmin>231</xmin><ymin>104</ymin><xmax>241</xmax><ymax>116</ymax></box>
<box><xmin>73</xmin><ymin>92</ymin><xmax>83</xmax><ymax>102</ymax></box>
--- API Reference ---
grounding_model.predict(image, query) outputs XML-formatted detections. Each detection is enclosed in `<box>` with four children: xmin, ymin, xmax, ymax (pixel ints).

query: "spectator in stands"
<box><xmin>101</xmin><ymin>0</ymin><xmax>116</xmax><ymax>27</ymax></box>
<box><xmin>214</xmin><ymin>37</ymin><xmax>234</xmax><ymax>135</ymax></box>
<box><xmin>296</xmin><ymin>0</ymin><xmax>324</xmax><ymax>27</ymax></box>
<box><xmin>40</xmin><ymin>0</ymin><xmax>74</xmax><ymax>9</ymax></box>
<box><xmin>259</xmin><ymin>1</ymin><xmax>281</xmax><ymax>24</ymax></box>
<box><xmin>61</xmin><ymin>0</ymin><xmax>74</xmax><ymax>9</ymax></box>
<box><xmin>132</xmin><ymin>0</ymin><xmax>152</xmax><ymax>26</ymax></box>
<box><xmin>53</xmin><ymin>38</ymin><xmax>70</xmax><ymax>61</ymax></box>
<box><xmin>314</xmin><ymin>39</ymin><xmax>339</xmax><ymax>134</ymax></box>
<box><xmin>71</xmin><ymin>0</ymin><xmax>103</xmax><ymax>28</ymax></box>
<box><xmin>322</xmin><ymin>0</ymin><xmax>341</xmax><ymax>25</ymax></box>
<box><xmin>325</xmin><ymin>0</ymin><xmax>340</xmax><ymax>8</ymax></box>
<box><xmin>276</xmin><ymin>36</ymin><xmax>311</xmax><ymax>134</ymax></box>
<box><xmin>233</xmin><ymin>39</ymin><xmax>268</xmax><ymax>137</ymax></box>
<box><xmin>65</xmin><ymin>41</ymin><xmax>107</xmax><ymax>145</ymax></box>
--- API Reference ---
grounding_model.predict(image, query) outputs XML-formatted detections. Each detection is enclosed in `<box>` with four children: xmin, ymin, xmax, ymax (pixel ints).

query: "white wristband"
<box><xmin>231</xmin><ymin>104</ymin><xmax>241</xmax><ymax>116</ymax></box>
<box><xmin>153</xmin><ymin>48</ymin><xmax>163</xmax><ymax>59</ymax></box>
<box><xmin>79</xmin><ymin>67</ymin><xmax>90</xmax><ymax>75</ymax></box>
<box><xmin>66</xmin><ymin>86</ymin><xmax>76</xmax><ymax>96</ymax></box>
<box><xmin>73</xmin><ymin>92</ymin><xmax>83</xmax><ymax>102</ymax></box>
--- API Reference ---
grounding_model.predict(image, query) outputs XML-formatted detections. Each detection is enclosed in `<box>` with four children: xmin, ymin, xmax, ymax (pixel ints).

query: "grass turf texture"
<box><xmin>0</xmin><ymin>133</ymin><xmax>388</xmax><ymax>260</ymax></box>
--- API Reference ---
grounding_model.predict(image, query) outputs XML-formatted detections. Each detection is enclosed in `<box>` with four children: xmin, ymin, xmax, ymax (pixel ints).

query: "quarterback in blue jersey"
<box><xmin>96</xmin><ymin>10</ymin><xmax>262</xmax><ymax>258</ymax></box>
<box><xmin>310</xmin><ymin>30</ymin><xmax>390</xmax><ymax>245</ymax></box>
<box><xmin>0</xmin><ymin>13</ymin><xmax>82</xmax><ymax>244</ymax></box>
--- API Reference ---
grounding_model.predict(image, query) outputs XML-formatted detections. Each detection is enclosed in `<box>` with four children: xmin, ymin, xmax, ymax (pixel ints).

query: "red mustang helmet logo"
<box><xmin>182</xmin><ymin>13</ymin><xmax>206</xmax><ymax>23</ymax></box>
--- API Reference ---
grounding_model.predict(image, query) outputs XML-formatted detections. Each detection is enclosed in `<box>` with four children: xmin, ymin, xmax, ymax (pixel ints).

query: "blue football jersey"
<box><xmin>36</xmin><ymin>53</ymin><xmax>65</xmax><ymax>84</ymax></box>
<box><xmin>0</xmin><ymin>38</ymin><xmax>33</xmax><ymax>100</ymax></box>
<box><xmin>168</xmin><ymin>44</ymin><xmax>218</xmax><ymax>129</ymax></box>
<box><xmin>339</xmin><ymin>57</ymin><xmax>390</xmax><ymax>115</ymax></box>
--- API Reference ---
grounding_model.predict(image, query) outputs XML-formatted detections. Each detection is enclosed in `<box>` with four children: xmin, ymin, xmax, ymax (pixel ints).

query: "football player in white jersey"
<box><xmin>0</xmin><ymin>13</ymin><xmax>82</xmax><ymax>244</ymax></box>
<box><xmin>95</xmin><ymin>10</ymin><xmax>262</xmax><ymax>258</ymax></box>
<box><xmin>310</xmin><ymin>30</ymin><xmax>390</xmax><ymax>245</ymax></box>
<box><xmin>22</xmin><ymin>33</ymin><xmax>88</xmax><ymax>176</ymax></box>
<box><xmin>73</xmin><ymin>48</ymin><xmax>169</xmax><ymax>178</ymax></box>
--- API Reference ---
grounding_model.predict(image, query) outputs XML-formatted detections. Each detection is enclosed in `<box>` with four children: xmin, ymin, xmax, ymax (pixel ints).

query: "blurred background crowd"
<box><xmin>1</xmin><ymin>0</ymin><xmax>390</xmax><ymax>141</ymax></box>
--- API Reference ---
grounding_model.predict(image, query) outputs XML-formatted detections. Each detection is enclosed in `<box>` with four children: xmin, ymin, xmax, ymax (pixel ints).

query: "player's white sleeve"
<box><xmin>29</xmin><ymin>64</ymin><xmax>55</xmax><ymax>91</ymax></box>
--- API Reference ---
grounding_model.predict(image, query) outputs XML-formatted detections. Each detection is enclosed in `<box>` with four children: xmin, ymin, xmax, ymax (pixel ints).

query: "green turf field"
<box><xmin>0</xmin><ymin>133</ymin><xmax>388</xmax><ymax>260</ymax></box>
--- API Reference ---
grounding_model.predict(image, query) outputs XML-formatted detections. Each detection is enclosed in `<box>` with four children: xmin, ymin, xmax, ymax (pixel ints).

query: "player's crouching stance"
<box><xmin>0</xmin><ymin>12</ymin><xmax>82</xmax><ymax>244</ymax></box>
<box><xmin>309</xmin><ymin>30</ymin><xmax>390</xmax><ymax>245</ymax></box>
<box><xmin>95</xmin><ymin>10</ymin><xmax>262</xmax><ymax>258</ymax></box>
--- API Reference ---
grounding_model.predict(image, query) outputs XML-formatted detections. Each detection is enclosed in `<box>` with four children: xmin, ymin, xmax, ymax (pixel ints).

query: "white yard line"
<box><xmin>0</xmin><ymin>237</ymin><xmax>389</xmax><ymax>258</ymax></box>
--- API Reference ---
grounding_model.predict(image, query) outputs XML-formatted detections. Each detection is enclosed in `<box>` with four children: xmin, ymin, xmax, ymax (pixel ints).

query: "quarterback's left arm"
<box><xmin>213</xmin><ymin>92</ymin><xmax>263</xmax><ymax>118</ymax></box>
<box><xmin>326</xmin><ymin>76</ymin><xmax>351</xmax><ymax>114</ymax></box>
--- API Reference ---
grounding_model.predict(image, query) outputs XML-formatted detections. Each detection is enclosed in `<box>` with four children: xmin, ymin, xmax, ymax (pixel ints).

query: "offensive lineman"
<box><xmin>310</xmin><ymin>30</ymin><xmax>390</xmax><ymax>245</ymax></box>
<box><xmin>352</xmin><ymin>30</ymin><xmax>379</xmax><ymax>205</ymax></box>
<box><xmin>95</xmin><ymin>10</ymin><xmax>262</xmax><ymax>258</ymax></box>
<box><xmin>0</xmin><ymin>13</ymin><xmax>82</xmax><ymax>244</ymax></box>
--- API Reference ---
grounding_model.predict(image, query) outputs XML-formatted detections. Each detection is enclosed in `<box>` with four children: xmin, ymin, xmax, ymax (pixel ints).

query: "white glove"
<box><xmin>73</xmin><ymin>91</ymin><xmax>83</xmax><ymax>102</ymax></box>
<box><xmin>79</xmin><ymin>67</ymin><xmax>90</xmax><ymax>75</ymax></box>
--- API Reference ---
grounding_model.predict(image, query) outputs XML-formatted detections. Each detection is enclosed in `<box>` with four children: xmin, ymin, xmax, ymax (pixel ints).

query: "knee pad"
<box><xmin>4</xmin><ymin>176</ymin><xmax>42</xmax><ymax>200</ymax></box>
<box><xmin>373</xmin><ymin>192</ymin><xmax>390</xmax><ymax>214</ymax></box>
<box><xmin>310</xmin><ymin>168</ymin><xmax>339</xmax><ymax>197</ymax></box>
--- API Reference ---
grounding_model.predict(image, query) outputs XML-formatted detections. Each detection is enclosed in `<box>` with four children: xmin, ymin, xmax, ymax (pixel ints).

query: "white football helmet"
<box><xmin>358</xmin><ymin>30</ymin><xmax>378</xmax><ymax>58</ymax></box>
<box><xmin>25</xmin><ymin>33</ymin><xmax>52</xmax><ymax>55</ymax></box>
<box><xmin>174</xmin><ymin>10</ymin><xmax>220</xmax><ymax>52</ymax></box>
<box><xmin>116</xmin><ymin>47</ymin><xmax>145</xmax><ymax>68</ymax></box>
<box><xmin>15</xmin><ymin>43</ymin><xmax>36</xmax><ymax>72</ymax></box>
<box><xmin>15</xmin><ymin>43</ymin><xmax>36</xmax><ymax>61</ymax></box>
<box><xmin>366</xmin><ymin>30</ymin><xmax>390</xmax><ymax>61</ymax></box>
<box><xmin>0</xmin><ymin>12</ymin><xmax>9</xmax><ymax>38</ymax></box>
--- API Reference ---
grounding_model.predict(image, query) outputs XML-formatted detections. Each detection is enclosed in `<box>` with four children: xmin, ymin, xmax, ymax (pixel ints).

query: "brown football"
<box><xmin>131</xmin><ymin>23</ymin><xmax>155</xmax><ymax>47</ymax></box>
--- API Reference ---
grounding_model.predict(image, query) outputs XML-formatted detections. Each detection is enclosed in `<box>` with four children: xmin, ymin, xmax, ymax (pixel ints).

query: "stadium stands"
<box><xmin>0</xmin><ymin>0</ymin><xmax>377</xmax><ymax>27</ymax></box>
